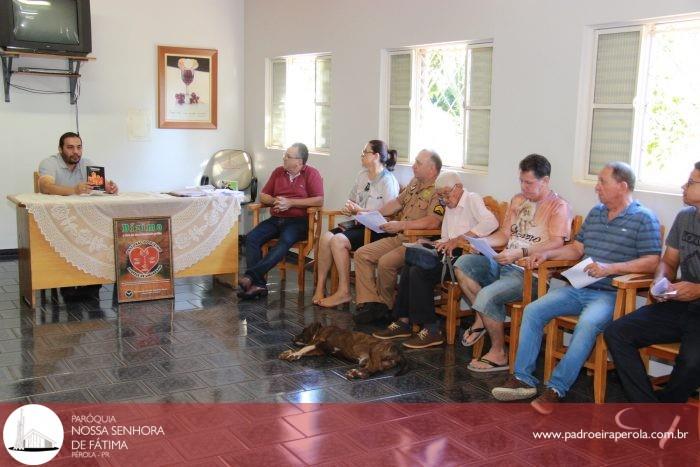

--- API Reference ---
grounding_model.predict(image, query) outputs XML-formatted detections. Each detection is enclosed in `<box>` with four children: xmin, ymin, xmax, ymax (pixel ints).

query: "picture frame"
<box><xmin>113</xmin><ymin>217</ymin><xmax>174</xmax><ymax>303</ymax></box>
<box><xmin>157</xmin><ymin>45</ymin><xmax>218</xmax><ymax>129</ymax></box>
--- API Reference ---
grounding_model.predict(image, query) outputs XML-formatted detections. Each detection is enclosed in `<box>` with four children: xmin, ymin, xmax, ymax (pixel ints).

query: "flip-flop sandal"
<box><xmin>461</xmin><ymin>326</ymin><xmax>486</xmax><ymax>347</ymax></box>
<box><xmin>467</xmin><ymin>357</ymin><xmax>509</xmax><ymax>373</ymax></box>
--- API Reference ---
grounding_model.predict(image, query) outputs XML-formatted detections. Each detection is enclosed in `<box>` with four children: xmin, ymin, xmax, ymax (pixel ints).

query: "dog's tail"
<box><xmin>393</xmin><ymin>349</ymin><xmax>411</xmax><ymax>377</ymax></box>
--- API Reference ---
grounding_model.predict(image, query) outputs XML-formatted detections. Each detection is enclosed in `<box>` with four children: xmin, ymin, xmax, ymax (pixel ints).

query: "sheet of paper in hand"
<box><xmin>465</xmin><ymin>236</ymin><xmax>498</xmax><ymax>259</ymax></box>
<box><xmin>561</xmin><ymin>257</ymin><xmax>607</xmax><ymax>289</ymax></box>
<box><xmin>354</xmin><ymin>211</ymin><xmax>388</xmax><ymax>233</ymax></box>
<box><xmin>86</xmin><ymin>166</ymin><xmax>106</xmax><ymax>191</ymax></box>
<box><xmin>650</xmin><ymin>277</ymin><xmax>677</xmax><ymax>297</ymax></box>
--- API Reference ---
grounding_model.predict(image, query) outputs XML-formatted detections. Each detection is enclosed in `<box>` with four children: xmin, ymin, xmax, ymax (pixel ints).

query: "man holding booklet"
<box><xmin>493</xmin><ymin>161</ymin><xmax>661</xmax><ymax>414</ymax></box>
<box><xmin>453</xmin><ymin>154</ymin><xmax>571</xmax><ymax>372</ymax></box>
<box><xmin>604</xmin><ymin>161</ymin><xmax>700</xmax><ymax>405</ymax></box>
<box><xmin>350</xmin><ymin>149</ymin><xmax>444</xmax><ymax>324</ymax></box>
<box><xmin>38</xmin><ymin>132</ymin><xmax>119</xmax><ymax>195</ymax></box>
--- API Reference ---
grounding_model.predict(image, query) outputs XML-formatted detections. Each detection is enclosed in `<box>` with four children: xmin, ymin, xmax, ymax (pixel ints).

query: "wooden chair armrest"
<box><xmin>321</xmin><ymin>209</ymin><xmax>346</xmax><ymax>233</ymax></box>
<box><xmin>247</xmin><ymin>203</ymin><xmax>270</xmax><ymax>226</ymax></box>
<box><xmin>404</xmin><ymin>229</ymin><xmax>441</xmax><ymax>242</ymax></box>
<box><xmin>612</xmin><ymin>273</ymin><xmax>654</xmax><ymax>290</ymax></box>
<box><xmin>306</xmin><ymin>206</ymin><xmax>323</xmax><ymax>246</ymax></box>
<box><xmin>404</xmin><ymin>229</ymin><xmax>441</xmax><ymax>237</ymax></box>
<box><xmin>246</xmin><ymin>203</ymin><xmax>265</xmax><ymax>211</ymax></box>
<box><xmin>534</xmin><ymin>259</ymin><xmax>579</xmax><ymax>269</ymax></box>
<box><xmin>321</xmin><ymin>209</ymin><xmax>345</xmax><ymax>216</ymax></box>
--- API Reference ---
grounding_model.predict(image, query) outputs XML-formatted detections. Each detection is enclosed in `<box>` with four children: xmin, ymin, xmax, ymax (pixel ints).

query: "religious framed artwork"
<box><xmin>113</xmin><ymin>217</ymin><xmax>174</xmax><ymax>303</ymax></box>
<box><xmin>157</xmin><ymin>45</ymin><xmax>218</xmax><ymax>129</ymax></box>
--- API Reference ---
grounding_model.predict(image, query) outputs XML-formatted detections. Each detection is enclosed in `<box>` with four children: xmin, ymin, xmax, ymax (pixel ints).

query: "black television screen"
<box><xmin>12</xmin><ymin>0</ymin><xmax>79</xmax><ymax>45</ymax></box>
<box><xmin>0</xmin><ymin>0</ymin><xmax>92</xmax><ymax>55</ymax></box>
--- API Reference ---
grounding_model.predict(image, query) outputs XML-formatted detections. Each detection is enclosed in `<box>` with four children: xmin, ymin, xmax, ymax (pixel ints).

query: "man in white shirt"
<box><xmin>373</xmin><ymin>172</ymin><xmax>499</xmax><ymax>348</ymax></box>
<box><xmin>38</xmin><ymin>132</ymin><xmax>118</xmax><ymax>195</ymax></box>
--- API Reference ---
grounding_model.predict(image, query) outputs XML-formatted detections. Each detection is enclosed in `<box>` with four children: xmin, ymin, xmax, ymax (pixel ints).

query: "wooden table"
<box><xmin>9</xmin><ymin>195</ymin><xmax>238</xmax><ymax>307</ymax></box>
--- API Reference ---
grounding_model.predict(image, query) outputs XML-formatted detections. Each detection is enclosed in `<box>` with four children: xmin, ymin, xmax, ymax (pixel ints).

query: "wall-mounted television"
<box><xmin>0</xmin><ymin>0</ymin><xmax>92</xmax><ymax>55</ymax></box>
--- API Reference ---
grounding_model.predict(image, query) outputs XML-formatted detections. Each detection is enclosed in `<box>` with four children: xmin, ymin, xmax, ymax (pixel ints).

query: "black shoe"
<box><xmin>353</xmin><ymin>302</ymin><xmax>389</xmax><ymax>324</ymax></box>
<box><xmin>239</xmin><ymin>286</ymin><xmax>268</xmax><ymax>300</ymax></box>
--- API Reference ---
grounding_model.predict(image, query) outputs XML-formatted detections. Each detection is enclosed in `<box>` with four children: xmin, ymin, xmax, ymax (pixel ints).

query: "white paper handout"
<box><xmin>561</xmin><ymin>257</ymin><xmax>608</xmax><ymax>289</ymax></box>
<box><xmin>465</xmin><ymin>236</ymin><xmax>498</xmax><ymax>259</ymax></box>
<box><xmin>354</xmin><ymin>211</ymin><xmax>388</xmax><ymax>233</ymax></box>
<box><xmin>650</xmin><ymin>277</ymin><xmax>678</xmax><ymax>297</ymax></box>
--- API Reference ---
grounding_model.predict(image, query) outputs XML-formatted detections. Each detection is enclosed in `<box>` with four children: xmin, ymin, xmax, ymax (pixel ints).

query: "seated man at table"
<box><xmin>492</xmin><ymin>162</ymin><xmax>661</xmax><ymax>414</ymax></box>
<box><xmin>38</xmin><ymin>132</ymin><xmax>119</xmax><ymax>195</ymax></box>
<box><xmin>239</xmin><ymin>143</ymin><xmax>324</xmax><ymax>299</ymax></box>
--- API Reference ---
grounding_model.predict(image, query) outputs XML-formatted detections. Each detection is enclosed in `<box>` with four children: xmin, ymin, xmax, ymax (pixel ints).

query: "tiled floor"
<box><xmin>4</xmin><ymin>258</ymin><xmax>699</xmax><ymax>466</ymax></box>
<box><xmin>0</xmin><ymin>258</ymin><xmax>627</xmax><ymax>406</ymax></box>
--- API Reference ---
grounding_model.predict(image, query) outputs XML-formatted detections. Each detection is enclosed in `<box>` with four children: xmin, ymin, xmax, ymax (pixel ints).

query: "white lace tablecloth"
<box><xmin>12</xmin><ymin>192</ymin><xmax>242</xmax><ymax>280</ymax></box>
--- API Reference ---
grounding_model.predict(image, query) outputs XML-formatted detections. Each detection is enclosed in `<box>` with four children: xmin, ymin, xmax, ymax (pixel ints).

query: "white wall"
<box><xmin>244</xmin><ymin>0</ymin><xmax>700</xmax><ymax>232</ymax></box>
<box><xmin>0</xmin><ymin>0</ymin><xmax>244</xmax><ymax>248</ymax></box>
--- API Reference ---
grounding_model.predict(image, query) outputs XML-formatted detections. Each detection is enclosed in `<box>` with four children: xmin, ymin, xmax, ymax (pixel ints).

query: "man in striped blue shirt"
<box><xmin>492</xmin><ymin>162</ymin><xmax>661</xmax><ymax>413</ymax></box>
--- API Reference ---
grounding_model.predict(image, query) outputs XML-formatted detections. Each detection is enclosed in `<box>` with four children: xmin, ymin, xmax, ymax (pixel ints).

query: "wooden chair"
<box><xmin>541</xmin><ymin>225</ymin><xmax>665</xmax><ymax>403</ymax></box>
<box><xmin>247</xmin><ymin>204</ymin><xmax>322</xmax><ymax>292</ymax></box>
<box><xmin>433</xmin><ymin>196</ymin><xmax>509</xmax><ymax>345</ymax></box>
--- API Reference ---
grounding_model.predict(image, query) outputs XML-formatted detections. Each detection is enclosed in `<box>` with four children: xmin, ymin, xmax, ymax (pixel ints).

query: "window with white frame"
<box><xmin>583</xmin><ymin>19</ymin><xmax>700</xmax><ymax>192</ymax></box>
<box><xmin>385</xmin><ymin>42</ymin><xmax>493</xmax><ymax>170</ymax></box>
<box><xmin>267</xmin><ymin>54</ymin><xmax>331</xmax><ymax>153</ymax></box>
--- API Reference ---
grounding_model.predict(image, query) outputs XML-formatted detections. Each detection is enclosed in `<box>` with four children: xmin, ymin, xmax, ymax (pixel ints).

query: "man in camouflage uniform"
<box><xmin>349</xmin><ymin>149</ymin><xmax>444</xmax><ymax>324</ymax></box>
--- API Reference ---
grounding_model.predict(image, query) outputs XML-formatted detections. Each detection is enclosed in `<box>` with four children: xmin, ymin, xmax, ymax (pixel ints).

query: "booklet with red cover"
<box><xmin>86</xmin><ymin>166</ymin><xmax>106</xmax><ymax>191</ymax></box>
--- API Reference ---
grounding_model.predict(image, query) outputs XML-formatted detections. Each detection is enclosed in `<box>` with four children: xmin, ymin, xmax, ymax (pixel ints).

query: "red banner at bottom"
<box><xmin>1</xmin><ymin>402</ymin><xmax>698</xmax><ymax>466</ymax></box>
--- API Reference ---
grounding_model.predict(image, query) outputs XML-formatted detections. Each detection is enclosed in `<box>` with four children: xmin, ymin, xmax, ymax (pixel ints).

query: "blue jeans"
<box><xmin>514</xmin><ymin>286</ymin><xmax>617</xmax><ymax>396</ymax></box>
<box><xmin>244</xmin><ymin>216</ymin><xmax>308</xmax><ymax>287</ymax></box>
<box><xmin>454</xmin><ymin>254</ymin><xmax>535</xmax><ymax>322</ymax></box>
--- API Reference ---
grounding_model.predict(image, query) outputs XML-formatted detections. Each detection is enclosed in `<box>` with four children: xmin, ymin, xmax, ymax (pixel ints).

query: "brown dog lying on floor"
<box><xmin>279</xmin><ymin>322</ymin><xmax>408</xmax><ymax>379</ymax></box>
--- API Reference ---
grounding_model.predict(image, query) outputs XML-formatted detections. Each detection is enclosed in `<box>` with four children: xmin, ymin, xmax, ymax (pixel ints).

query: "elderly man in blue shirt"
<box><xmin>492</xmin><ymin>162</ymin><xmax>661</xmax><ymax>414</ymax></box>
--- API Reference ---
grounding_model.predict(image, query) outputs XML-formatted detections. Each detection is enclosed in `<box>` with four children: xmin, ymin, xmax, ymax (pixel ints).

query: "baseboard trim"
<box><xmin>0</xmin><ymin>249</ymin><xmax>18</xmax><ymax>260</ymax></box>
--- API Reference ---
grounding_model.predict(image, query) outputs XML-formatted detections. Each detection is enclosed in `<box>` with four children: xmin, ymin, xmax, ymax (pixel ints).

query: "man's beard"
<box><xmin>60</xmin><ymin>152</ymin><xmax>80</xmax><ymax>166</ymax></box>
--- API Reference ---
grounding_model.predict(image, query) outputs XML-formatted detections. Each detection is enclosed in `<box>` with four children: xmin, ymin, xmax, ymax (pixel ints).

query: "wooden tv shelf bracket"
<box><xmin>0</xmin><ymin>50</ymin><xmax>95</xmax><ymax>104</ymax></box>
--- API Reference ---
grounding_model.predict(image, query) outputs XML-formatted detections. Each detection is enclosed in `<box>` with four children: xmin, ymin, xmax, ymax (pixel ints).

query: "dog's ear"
<box><xmin>294</xmin><ymin>322</ymin><xmax>322</xmax><ymax>345</ymax></box>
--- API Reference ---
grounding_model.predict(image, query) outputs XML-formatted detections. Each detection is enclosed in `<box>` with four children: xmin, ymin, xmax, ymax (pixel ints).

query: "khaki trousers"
<box><xmin>354</xmin><ymin>235</ymin><xmax>406</xmax><ymax>308</ymax></box>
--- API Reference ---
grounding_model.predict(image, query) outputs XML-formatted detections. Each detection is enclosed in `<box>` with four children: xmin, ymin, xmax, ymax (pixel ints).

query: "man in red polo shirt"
<box><xmin>239</xmin><ymin>143</ymin><xmax>324</xmax><ymax>299</ymax></box>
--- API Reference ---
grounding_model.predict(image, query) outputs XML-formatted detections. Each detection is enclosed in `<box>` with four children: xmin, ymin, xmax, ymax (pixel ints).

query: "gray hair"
<box><xmin>419</xmin><ymin>149</ymin><xmax>442</xmax><ymax>173</ymax></box>
<box><xmin>436</xmin><ymin>171</ymin><xmax>462</xmax><ymax>190</ymax></box>
<box><xmin>605</xmin><ymin>161</ymin><xmax>635</xmax><ymax>192</ymax></box>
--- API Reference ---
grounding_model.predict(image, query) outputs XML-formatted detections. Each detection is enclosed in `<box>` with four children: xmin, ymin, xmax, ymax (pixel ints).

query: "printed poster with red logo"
<box><xmin>113</xmin><ymin>217</ymin><xmax>174</xmax><ymax>302</ymax></box>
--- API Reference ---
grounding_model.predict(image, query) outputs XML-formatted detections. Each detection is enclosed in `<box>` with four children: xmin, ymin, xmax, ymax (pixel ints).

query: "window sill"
<box><xmin>265</xmin><ymin>146</ymin><xmax>330</xmax><ymax>157</ymax></box>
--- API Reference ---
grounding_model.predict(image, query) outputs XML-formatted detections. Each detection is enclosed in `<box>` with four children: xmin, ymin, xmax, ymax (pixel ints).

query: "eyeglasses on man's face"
<box><xmin>283</xmin><ymin>153</ymin><xmax>301</xmax><ymax>160</ymax></box>
<box><xmin>684</xmin><ymin>178</ymin><xmax>700</xmax><ymax>188</ymax></box>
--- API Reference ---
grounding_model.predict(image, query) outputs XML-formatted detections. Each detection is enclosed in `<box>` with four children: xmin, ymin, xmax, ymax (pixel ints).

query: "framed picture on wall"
<box><xmin>157</xmin><ymin>46</ymin><xmax>218</xmax><ymax>129</ymax></box>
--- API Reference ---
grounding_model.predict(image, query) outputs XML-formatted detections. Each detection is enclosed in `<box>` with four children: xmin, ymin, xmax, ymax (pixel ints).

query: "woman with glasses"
<box><xmin>313</xmin><ymin>140</ymin><xmax>400</xmax><ymax>307</ymax></box>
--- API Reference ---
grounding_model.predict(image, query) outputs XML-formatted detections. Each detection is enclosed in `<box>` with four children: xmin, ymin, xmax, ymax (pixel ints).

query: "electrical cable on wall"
<box><xmin>8</xmin><ymin>84</ymin><xmax>70</xmax><ymax>95</ymax></box>
<box><xmin>74</xmin><ymin>79</ymin><xmax>80</xmax><ymax>134</ymax></box>
<box><xmin>9</xmin><ymin>77</ymin><xmax>81</xmax><ymax>133</ymax></box>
